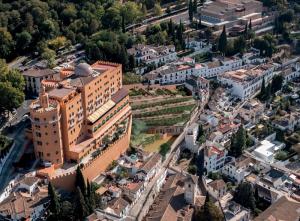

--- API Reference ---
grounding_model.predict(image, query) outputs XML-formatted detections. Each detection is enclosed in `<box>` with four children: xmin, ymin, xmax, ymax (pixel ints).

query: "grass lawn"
<box><xmin>144</xmin><ymin>135</ymin><xmax>176</xmax><ymax>152</ymax></box>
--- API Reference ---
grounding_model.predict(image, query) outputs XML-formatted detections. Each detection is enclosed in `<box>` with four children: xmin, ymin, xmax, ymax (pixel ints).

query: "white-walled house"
<box><xmin>0</xmin><ymin>175</ymin><xmax>49</xmax><ymax>221</ymax></box>
<box><xmin>128</xmin><ymin>44</ymin><xmax>177</xmax><ymax>74</ymax></box>
<box><xmin>253</xmin><ymin>139</ymin><xmax>285</xmax><ymax>163</ymax></box>
<box><xmin>185</xmin><ymin>38</ymin><xmax>212</xmax><ymax>52</ymax></box>
<box><xmin>204</xmin><ymin>142</ymin><xmax>228</xmax><ymax>173</ymax></box>
<box><xmin>136</xmin><ymin>153</ymin><xmax>161</xmax><ymax>183</ymax></box>
<box><xmin>23</xmin><ymin>69</ymin><xmax>56</xmax><ymax>96</ymax></box>
<box><xmin>207</xmin><ymin>179</ymin><xmax>227</xmax><ymax>200</ymax></box>
<box><xmin>218</xmin><ymin>63</ymin><xmax>275</xmax><ymax>100</ymax></box>
<box><xmin>221</xmin><ymin>156</ymin><xmax>256</xmax><ymax>183</ymax></box>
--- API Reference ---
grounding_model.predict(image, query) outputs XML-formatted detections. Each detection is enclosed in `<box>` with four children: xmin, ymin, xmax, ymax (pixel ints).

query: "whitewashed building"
<box><xmin>23</xmin><ymin>68</ymin><xmax>56</xmax><ymax>96</ymax></box>
<box><xmin>221</xmin><ymin>156</ymin><xmax>256</xmax><ymax>183</ymax></box>
<box><xmin>204</xmin><ymin>142</ymin><xmax>228</xmax><ymax>173</ymax></box>
<box><xmin>218</xmin><ymin>63</ymin><xmax>275</xmax><ymax>100</ymax></box>
<box><xmin>253</xmin><ymin>139</ymin><xmax>285</xmax><ymax>163</ymax></box>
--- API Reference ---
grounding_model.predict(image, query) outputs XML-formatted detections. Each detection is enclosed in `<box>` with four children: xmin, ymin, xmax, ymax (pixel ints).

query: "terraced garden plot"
<box><xmin>134</xmin><ymin>104</ymin><xmax>196</xmax><ymax>118</ymax></box>
<box><xmin>143</xmin><ymin>114</ymin><xmax>191</xmax><ymax>127</ymax></box>
<box><xmin>131</xmin><ymin>96</ymin><xmax>193</xmax><ymax>110</ymax></box>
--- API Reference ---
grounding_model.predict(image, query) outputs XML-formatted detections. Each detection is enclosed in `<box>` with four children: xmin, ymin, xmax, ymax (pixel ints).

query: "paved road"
<box><xmin>9</xmin><ymin>99</ymin><xmax>32</xmax><ymax>126</ymax></box>
<box><xmin>0</xmin><ymin>121</ymin><xmax>30</xmax><ymax>191</ymax></box>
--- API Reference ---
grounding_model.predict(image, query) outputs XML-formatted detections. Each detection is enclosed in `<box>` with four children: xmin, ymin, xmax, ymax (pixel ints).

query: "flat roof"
<box><xmin>23</xmin><ymin>68</ymin><xmax>55</xmax><ymax>78</ymax></box>
<box><xmin>48</xmin><ymin>87</ymin><xmax>75</xmax><ymax>100</ymax></box>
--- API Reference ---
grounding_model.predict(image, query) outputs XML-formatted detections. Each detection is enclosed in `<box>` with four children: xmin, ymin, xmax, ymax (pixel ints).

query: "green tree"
<box><xmin>16</xmin><ymin>31</ymin><xmax>32</xmax><ymax>52</ymax></box>
<box><xmin>177</xmin><ymin>20</ymin><xmax>185</xmax><ymax>50</ymax></box>
<box><xmin>102</xmin><ymin>5</ymin><xmax>122</xmax><ymax>30</ymax></box>
<box><xmin>218</xmin><ymin>26</ymin><xmax>227</xmax><ymax>55</ymax></box>
<box><xmin>86</xmin><ymin>180</ymin><xmax>96</xmax><ymax>213</ymax></box>
<box><xmin>0</xmin><ymin>60</ymin><xmax>25</xmax><ymax>91</ymax></box>
<box><xmin>249</xmin><ymin>19</ymin><xmax>252</xmax><ymax>30</ymax></box>
<box><xmin>75</xmin><ymin>167</ymin><xmax>86</xmax><ymax>195</ymax></box>
<box><xmin>121</xmin><ymin>2</ymin><xmax>142</xmax><ymax>26</ymax></box>
<box><xmin>189</xmin><ymin>0</ymin><xmax>194</xmax><ymax>22</ymax></box>
<box><xmin>195</xmin><ymin>192</ymin><xmax>223</xmax><ymax>221</ymax></box>
<box><xmin>259</xmin><ymin>77</ymin><xmax>267</xmax><ymax>101</ymax></box>
<box><xmin>154</xmin><ymin>4</ymin><xmax>162</xmax><ymax>16</ymax></box>
<box><xmin>244</xmin><ymin>23</ymin><xmax>248</xmax><ymax>38</ymax></box>
<box><xmin>276</xmin><ymin>130</ymin><xmax>285</xmax><ymax>142</ymax></box>
<box><xmin>234</xmin><ymin>36</ymin><xmax>247</xmax><ymax>54</ymax></box>
<box><xmin>233</xmin><ymin>182</ymin><xmax>256</xmax><ymax>210</ymax></box>
<box><xmin>205</xmin><ymin>27</ymin><xmax>212</xmax><ymax>43</ymax></box>
<box><xmin>193</xmin><ymin>0</ymin><xmax>198</xmax><ymax>12</ymax></box>
<box><xmin>274</xmin><ymin>150</ymin><xmax>288</xmax><ymax>161</ymax></box>
<box><xmin>188</xmin><ymin>165</ymin><xmax>197</xmax><ymax>175</ymax></box>
<box><xmin>74</xmin><ymin>187</ymin><xmax>89</xmax><ymax>220</ymax></box>
<box><xmin>0</xmin><ymin>82</ymin><xmax>24</xmax><ymax>115</ymax></box>
<box><xmin>230</xmin><ymin>125</ymin><xmax>246</xmax><ymax>157</ymax></box>
<box><xmin>159</xmin><ymin>143</ymin><xmax>171</xmax><ymax>158</ymax></box>
<box><xmin>271</xmin><ymin>75</ymin><xmax>283</xmax><ymax>94</ymax></box>
<box><xmin>48</xmin><ymin>182</ymin><xmax>61</xmax><ymax>219</ymax></box>
<box><xmin>41</xmin><ymin>48</ymin><xmax>56</xmax><ymax>68</ymax></box>
<box><xmin>60</xmin><ymin>201</ymin><xmax>73</xmax><ymax>221</ymax></box>
<box><xmin>0</xmin><ymin>28</ymin><xmax>14</xmax><ymax>59</ymax></box>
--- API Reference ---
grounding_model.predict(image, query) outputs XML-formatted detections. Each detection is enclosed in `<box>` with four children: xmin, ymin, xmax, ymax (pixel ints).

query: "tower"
<box><xmin>184</xmin><ymin>174</ymin><xmax>198</xmax><ymax>205</ymax></box>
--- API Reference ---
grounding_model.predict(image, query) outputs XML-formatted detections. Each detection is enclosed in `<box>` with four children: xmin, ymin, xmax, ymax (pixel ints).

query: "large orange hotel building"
<box><xmin>29</xmin><ymin>61</ymin><xmax>132</xmax><ymax>189</ymax></box>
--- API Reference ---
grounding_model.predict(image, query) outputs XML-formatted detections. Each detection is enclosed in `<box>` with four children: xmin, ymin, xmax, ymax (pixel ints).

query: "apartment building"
<box><xmin>30</xmin><ymin>61</ymin><xmax>132</xmax><ymax>168</ymax></box>
<box><xmin>218</xmin><ymin>64</ymin><xmax>275</xmax><ymax>100</ymax></box>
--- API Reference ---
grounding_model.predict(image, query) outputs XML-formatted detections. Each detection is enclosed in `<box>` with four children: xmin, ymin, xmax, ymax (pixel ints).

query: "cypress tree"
<box><xmin>48</xmin><ymin>182</ymin><xmax>61</xmax><ymax>219</ymax></box>
<box><xmin>260</xmin><ymin>77</ymin><xmax>266</xmax><ymax>100</ymax></box>
<box><xmin>205</xmin><ymin>191</ymin><xmax>210</xmax><ymax>204</ymax></box>
<box><xmin>75</xmin><ymin>167</ymin><xmax>86</xmax><ymax>195</ymax></box>
<box><xmin>177</xmin><ymin>20</ymin><xmax>185</xmax><ymax>50</ymax></box>
<box><xmin>234</xmin><ymin>182</ymin><xmax>256</xmax><ymax>210</ymax></box>
<box><xmin>188</xmin><ymin>0</ymin><xmax>194</xmax><ymax>22</ymax></box>
<box><xmin>244</xmin><ymin>23</ymin><xmax>248</xmax><ymax>39</ymax></box>
<box><xmin>218</xmin><ymin>26</ymin><xmax>227</xmax><ymax>55</ymax></box>
<box><xmin>128</xmin><ymin>54</ymin><xmax>135</xmax><ymax>71</ymax></box>
<box><xmin>75</xmin><ymin>187</ymin><xmax>89</xmax><ymax>220</ymax></box>
<box><xmin>122</xmin><ymin>14</ymin><xmax>126</xmax><ymax>33</ymax></box>
<box><xmin>235</xmin><ymin>125</ymin><xmax>246</xmax><ymax>157</ymax></box>
<box><xmin>86</xmin><ymin>179</ymin><xmax>95</xmax><ymax>213</ymax></box>
<box><xmin>168</xmin><ymin>19</ymin><xmax>175</xmax><ymax>38</ymax></box>
<box><xmin>249</xmin><ymin>19</ymin><xmax>252</xmax><ymax>30</ymax></box>
<box><xmin>193</xmin><ymin>0</ymin><xmax>198</xmax><ymax>13</ymax></box>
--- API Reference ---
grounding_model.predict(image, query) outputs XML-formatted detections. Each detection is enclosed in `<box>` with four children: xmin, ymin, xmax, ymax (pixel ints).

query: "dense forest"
<box><xmin>0</xmin><ymin>0</ymin><xmax>146</xmax><ymax>61</ymax></box>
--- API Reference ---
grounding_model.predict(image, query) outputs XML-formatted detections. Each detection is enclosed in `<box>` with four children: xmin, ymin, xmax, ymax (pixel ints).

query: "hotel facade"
<box><xmin>29</xmin><ymin>61</ymin><xmax>132</xmax><ymax>188</ymax></box>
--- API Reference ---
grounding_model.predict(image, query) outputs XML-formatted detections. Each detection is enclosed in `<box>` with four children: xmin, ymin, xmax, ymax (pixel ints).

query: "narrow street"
<box><xmin>0</xmin><ymin>121</ymin><xmax>30</xmax><ymax>191</ymax></box>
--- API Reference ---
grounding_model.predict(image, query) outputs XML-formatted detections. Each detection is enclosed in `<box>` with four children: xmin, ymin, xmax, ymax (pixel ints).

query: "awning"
<box><xmin>88</xmin><ymin>100</ymin><xmax>116</xmax><ymax>123</ymax></box>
